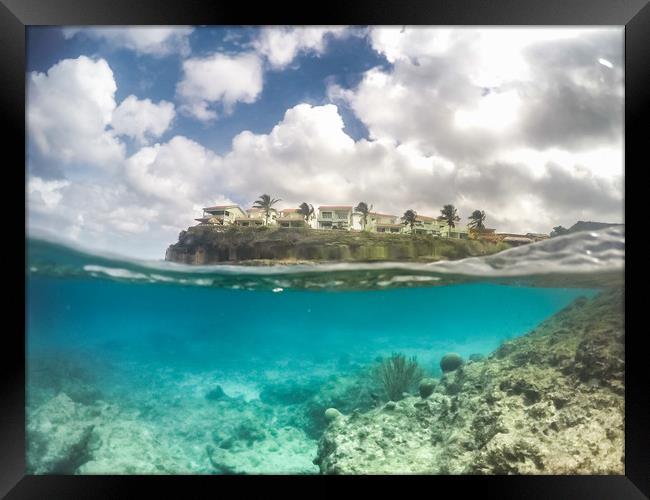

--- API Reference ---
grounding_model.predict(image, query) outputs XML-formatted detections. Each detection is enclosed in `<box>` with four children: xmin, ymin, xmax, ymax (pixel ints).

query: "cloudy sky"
<box><xmin>26</xmin><ymin>26</ymin><xmax>624</xmax><ymax>259</ymax></box>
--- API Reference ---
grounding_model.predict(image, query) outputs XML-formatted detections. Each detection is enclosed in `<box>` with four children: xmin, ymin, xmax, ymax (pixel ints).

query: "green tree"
<box><xmin>298</xmin><ymin>202</ymin><xmax>314</xmax><ymax>225</ymax></box>
<box><xmin>354</xmin><ymin>202</ymin><xmax>373</xmax><ymax>230</ymax></box>
<box><xmin>468</xmin><ymin>209</ymin><xmax>487</xmax><ymax>232</ymax></box>
<box><xmin>253</xmin><ymin>194</ymin><xmax>281</xmax><ymax>226</ymax></box>
<box><xmin>375</xmin><ymin>353</ymin><xmax>424</xmax><ymax>402</ymax></box>
<box><xmin>401</xmin><ymin>209</ymin><xmax>418</xmax><ymax>234</ymax></box>
<box><xmin>438</xmin><ymin>204</ymin><xmax>461</xmax><ymax>237</ymax></box>
<box><xmin>550</xmin><ymin>225</ymin><xmax>569</xmax><ymax>237</ymax></box>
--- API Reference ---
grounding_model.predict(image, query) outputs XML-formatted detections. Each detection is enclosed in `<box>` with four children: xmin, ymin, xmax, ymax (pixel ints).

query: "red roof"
<box><xmin>415</xmin><ymin>215</ymin><xmax>436</xmax><ymax>221</ymax></box>
<box><xmin>319</xmin><ymin>205</ymin><xmax>353</xmax><ymax>209</ymax></box>
<box><xmin>370</xmin><ymin>212</ymin><xmax>398</xmax><ymax>218</ymax></box>
<box><xmin>282</xmin><ymin>208</ymin><xmax>301</xmax><ymax>213</ymax></box>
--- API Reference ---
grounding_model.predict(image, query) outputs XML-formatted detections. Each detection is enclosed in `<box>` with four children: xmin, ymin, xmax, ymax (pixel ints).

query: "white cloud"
<box><xmin>125</xmin><ymin>135</ymin><xmax>221</xmax><ymax>211</ymax></box>
<box><xmin>176</xmin><ymin>52</ymin><xmax>264</xmax><ymax>121</ymax></box>
<box><xmin>27</xmin><ymin>56</ymin><xmax>180</xmax><ymax>170</ymax></box>
<box><xmin>253</xmin><ymin>27</ymin><xmax>350</xmax><ymax>69</ymax></box>
<box><xmin>62</xmin><ymin>27</ymin><xmax>194</xmax><ymax>56</ymax></box>
<box><xmin>28</xmin><ymin>101</ymin><xmax>623</xmax><ymax>259</ymax></box>
<box><xmin>221</xmin><ymin>104</ymin><xmax>621</xmax><ymax>236</ymax></box>
<box><xmin>336</xmin><ymin>27</ymin><xmax>623</xmax><ymax>162</ymax></box>
<box><xmin>27</xmin><ymin>56</ymin><xmax>125</xmax><ymax>169</ymax></box>
<box><xmin>27</xmin><ymin>177</ymin><xmax>70</xmax><ymax>209</ymax></box>
<box><xmin>27</xmin><ymin>28</ymin><xmax>624</xmax><ymax>259</ymax></box>
<box><xmin>111</xmin><ymin>95</ymin><xmax>175</xmax><ymax>144</ymax></box>
<box><xmin>175</xmin><ymin>27</ymin><xmax>354</xmax><ymax>122</ymax></box>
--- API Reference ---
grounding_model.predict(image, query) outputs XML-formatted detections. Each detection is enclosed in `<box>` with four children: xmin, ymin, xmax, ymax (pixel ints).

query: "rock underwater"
<box><xmin>314</xmin><ymin>289</ymin><xmax>624</xmax><ymax>474</ymax></box>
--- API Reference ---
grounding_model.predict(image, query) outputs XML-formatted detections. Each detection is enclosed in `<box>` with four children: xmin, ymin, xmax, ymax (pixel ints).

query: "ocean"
<box><xmin>25</xmin><ymin>227</ymin><xmax>625</xmax><ymax>474</ymax></box>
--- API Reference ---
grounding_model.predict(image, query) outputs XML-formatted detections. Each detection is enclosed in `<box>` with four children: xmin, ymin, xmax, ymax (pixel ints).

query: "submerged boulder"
<box><xmin>324</xmin><ymin>408</ymin><xmax>343</xmax><ymax>421</ymax></box>
<box><xmin>206</xmin><ymin>385</ymin><xmax>229</xmax><ymax>401</ymax></box>
<box><xmin>27</xmin><ymin>392</ymin><xmax>100</xmax><ymax>474</ymax></box>
<box><xmin>419</xmin><ymin>378</ymin><xmax>438</xmax><ymax>399</ymax></box>
<box><xmin>440</xmin><ymin>353</ymin><xmax>464</xmax><ymax>373</ymax></box>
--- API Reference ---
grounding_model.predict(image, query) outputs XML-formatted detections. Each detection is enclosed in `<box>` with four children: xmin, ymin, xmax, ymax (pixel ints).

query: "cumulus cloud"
<box><xmin>62</xmin><ymin>27</ymin><xmax>194</xmax><ymax>56</ymax></box>
<box><xmin>253</xmin><ymin>27</ymin><xmax>350</xmax><ymax>69</ymax></box>
<box><xmin>176</xmin><ymin>52</ymin><xmax>264</xmax><ymax>121</ymax></box>
<box><xmin>28</xmin><ymin>100</ymin><xmax>623</xmax><ymax>259</ymax></box>
<box><xmin>111</xmin><ymin>95</ymin><xmax>176</xmax><ymax>144</ymax></box>
<box><xmin>125</xmin><ymin>136</ymin><xmax>221</xmax><ymax>209</ymax></box>
<box><xmin>218</xmin><ymin>104</ymin><xmax>622</xmax><ymax>232</ymax></box>
<box><xmin>27</xmin><ymin>56</ymin><xmax>124</xmax><ymax>169</ymax></box>
<box><xmin>335</xmin><ymin>27</ymin><xmax>623</xmax><ymax>163</ymax></box>
<box><xmin>27</xmin><ymin>28</ymin><xmax>623</xmax><ymax>259</ymax></box>
<box><xmin>27</xmin><ymin>56</ymin><xmax>177</xmax><ymax>171</ymax></box>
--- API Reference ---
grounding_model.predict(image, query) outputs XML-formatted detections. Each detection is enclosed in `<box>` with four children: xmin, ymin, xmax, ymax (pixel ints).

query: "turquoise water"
<box><xmin>28</xmin><ymin>276</ymin><xmax>596</xmax><ymax>375</ymax></box>
<box><xmin>24</xmin><ymin>231</ymin><xmax>623</xmax><ymax>474</ymax></box>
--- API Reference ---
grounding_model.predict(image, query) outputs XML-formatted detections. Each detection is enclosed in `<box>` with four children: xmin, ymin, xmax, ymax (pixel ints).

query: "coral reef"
<box><xmin>26</xmin><ymin>288</ymin><xmax>623</xmax><ymax>476</ymax></box>
<box><xmin>314</xmin><ymin>289</ymin><xmax>624</xmax><ymax>474</ymax></box>
<box><xmin>440</xmin><ymin>353</ymin><xmax>464</xmax><ymax>373</ymax></box>
<box><xmin>27</xmin><ymin>393</ymin><xmax>100</xmax><ymax>474</ymax></box>
<box><xmin>375</xmin><ymin>354</ymin><xmax>425</xmax><ymax>402</ymax></box>
<box><xmin>419</xmin><ymin>378</ymin><xmax>438</xmax><ymax>399</ymax></box>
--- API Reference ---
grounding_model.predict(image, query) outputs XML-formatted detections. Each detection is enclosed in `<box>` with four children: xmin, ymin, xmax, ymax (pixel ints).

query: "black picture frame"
<box><xmin>3</xmin><ymin>0</ymin><xmax>648</xmax><ymax>498</ymax></box>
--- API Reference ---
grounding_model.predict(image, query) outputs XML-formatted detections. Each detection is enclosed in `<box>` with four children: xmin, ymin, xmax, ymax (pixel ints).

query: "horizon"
<box><xmin>26</xmin><ymin>26</ymin><xmax>624</xmax><ymax>259</ymax></box>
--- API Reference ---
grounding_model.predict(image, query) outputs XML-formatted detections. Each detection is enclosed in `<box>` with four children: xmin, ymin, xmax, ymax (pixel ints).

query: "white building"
<box><xmin>276</xmin><ymin>208</ymin><xmax>310</xmax><ymax>228</ymax></box>
<box><xmin>196</xmin><ymin>203</ymin><xmax>469</xmax><ymax>238</ymax></box>
<box><xmin>195</xmin><ymin>205</ymin><xmax>247</xmax><ymax>225</ymax></box>
<box><xmin>317</xmin><ymin>205</ymin><xmax>355</xmax><ymax>230</ymax></box>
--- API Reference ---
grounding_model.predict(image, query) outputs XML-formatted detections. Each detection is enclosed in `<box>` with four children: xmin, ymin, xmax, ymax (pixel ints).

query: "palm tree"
<box><xmin>401</xmin><ymin>209</ymin><xmax>417</xmax><ymax>234</ymax></box>
<box><xmin>253</xmin><ymin>194</ymin><xmax>281</xmax><ymax>226</ymax></box>
<box><xmin>354</xmin><ymin>202</ymin><xmax>373</xmax><ymax>231</ymax></box>
<box><xmin>438</xmin><ymin>204</ymin><xmax>460</xmax><ymax>237</ymax></box>
<box><xmin>298</xmin><ymin>202</ymin><xmax>314</xmax><ymax>226</ymax></box>
<box><xmin>468</xmin><ymin>210</ymin><xmax>487</xmax><ymax>233</ymax></box>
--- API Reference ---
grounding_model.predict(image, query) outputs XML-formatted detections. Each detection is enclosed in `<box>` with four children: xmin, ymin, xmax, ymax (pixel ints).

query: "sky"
<box><xmin>26</xmin><ymin>26</ymin><xmax>624</xmax><ymax>259</ymax></box>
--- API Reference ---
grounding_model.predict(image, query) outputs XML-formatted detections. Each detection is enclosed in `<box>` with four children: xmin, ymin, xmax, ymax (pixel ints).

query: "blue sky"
<box><xmin>26</xmin><ymin>26</ymin><xmax>624</xmax><ymax>258</ymax></box>
<box><xmin>27</xmin><ymin>26</ymin><xmax>381</xmax><ymax>158</ymax></box>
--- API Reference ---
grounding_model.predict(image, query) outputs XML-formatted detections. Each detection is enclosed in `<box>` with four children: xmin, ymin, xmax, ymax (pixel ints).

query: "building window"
<box><xmin>321</xmin><ymin>212</ymin><xmax>332</xmax><ymax>219</ymax></box>
<box><xmin>335</xmin><ymin>211</ymin><xmax>348</xmax><ymax>219</ymax></box>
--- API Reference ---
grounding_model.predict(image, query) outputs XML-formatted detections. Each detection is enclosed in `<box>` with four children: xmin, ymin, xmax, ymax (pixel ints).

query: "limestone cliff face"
<box><xmin>165</xmin><ymin>226</ymin><xmax>508</xmax><ymax>264</ymax></box>
<box><xmin>314</xmin><ymin>289</ymin><xmax>624</xmax><ymax>474</ymax></box>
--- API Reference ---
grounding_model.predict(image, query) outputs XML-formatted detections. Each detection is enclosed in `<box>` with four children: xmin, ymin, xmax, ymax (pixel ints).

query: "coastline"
<box><xmin>165</xmin><ymin>226</ymin><xmax>511</xmax><ymax>265</ymax></box>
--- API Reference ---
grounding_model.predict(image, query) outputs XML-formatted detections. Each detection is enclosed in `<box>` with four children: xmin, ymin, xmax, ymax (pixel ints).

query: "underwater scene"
<box><xmin>26</xmin><ymin>227</ymin><xmax>625</xmax><ymax>475</ymax></box>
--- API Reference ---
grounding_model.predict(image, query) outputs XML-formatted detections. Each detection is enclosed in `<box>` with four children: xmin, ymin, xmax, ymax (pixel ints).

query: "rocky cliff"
<box><xmin>314</xmin><ymin>289</ymin><xmax>624</xmax><ymax>474</ymax></box>
<box><xmin>165</xmin><ymin>226</ymin><xmax>509</xmax><ymax>264</ymax></box>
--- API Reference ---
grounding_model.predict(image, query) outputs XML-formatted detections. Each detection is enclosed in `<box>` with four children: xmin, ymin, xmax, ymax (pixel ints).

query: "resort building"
<box><xmin>438</xmin><ymin>222</ymin><xmax>470</xmax><ymax>239</ymax></box>
<box><xmin>317</xmin><ymin>205</ymin><xmax>356</xmax><ymax>230</ymax></box>
<box><xmin>195</xmin><ymin>205</ymin><xmax>247</xmax><ymax>225</ymax></box>
<box><xmin>469</xmin><ymin>228</ymin><xmax>499</xmax><ymax>241</ymax></box>
<box><xmin>194</xmin><ymin>203</ymin><xmax>471</xmax><ymax>238</ymax></box>
<box><xmin>367</xmin><ymin>212</ymin><xmax>402</xmax><ymax>233</ymax></box>
<box><xmin>233</xmin><ymin>207</ymin><xmax>279</xmax><ymax>227</ymax></box>
<box><xmin>234</xmin><ymin>217</ymin><xmax>265</xmax><ymax>227</ymax></box>
<box><xmin>412</xmin><ymin>215</ymin><xmax>442</xmax><ymax>236</ymax></box>
<box><xmin>276</xmin><ymin>208</ymin><xmax>310</xmax><ymax>228</ymax></box>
